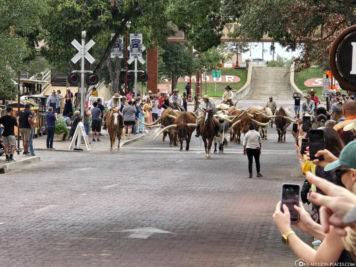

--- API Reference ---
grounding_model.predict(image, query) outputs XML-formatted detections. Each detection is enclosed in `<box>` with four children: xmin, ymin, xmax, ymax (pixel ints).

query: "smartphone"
<box><xmin>327</xmin><ymin>114</ymin><xmax>331</xmax><ymax>120</ymax></box>
<box><xmin>281</xmin><ymin>184</ymin><xmax>300</xmax><ymax>223</ymax></box>
<box><xmin>309</xmin><ymin>129</ymin><xmax>325</xmax><ymax>161</ymax></box>
<box><xmin>292</xmin><ymin>123</ymin><xmax>298</xmax><ymax>133</ymax></box>
<box><xmin>302</xmin><ymin>116</ymin><xmax>311</xmax><ymax>132</ymax></box>
<box><xmin>300</xmin><ymin>138</ymin><xmax>308</xmax><ymax>155</ymax></box>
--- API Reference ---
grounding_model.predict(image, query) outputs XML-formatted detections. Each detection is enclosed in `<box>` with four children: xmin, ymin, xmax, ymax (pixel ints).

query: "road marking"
<box><xmin>101</xmin><ymin>184</ymin><xmax>119</xmax><ymax>190</ymax></box>
<box><xmin>120</xmin><ymin>227</ymin><xmax>174</xmax><ymax>239</ymax></box>
<box><xmin>34</xmin><ymin>205</ymin><xmax>57</xmax><ymax>213</ymax></box>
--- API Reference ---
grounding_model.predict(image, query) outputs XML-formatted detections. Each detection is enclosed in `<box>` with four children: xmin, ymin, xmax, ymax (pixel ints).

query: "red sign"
<box><xmin>304</xmin><ymin>78</ymin><xmax>323</xmax><ymax>88</ymax></box>
<box><xmin>178</xmin><ymin>75</ymin><xmax>240</xmax><ymax>83</ymax></box>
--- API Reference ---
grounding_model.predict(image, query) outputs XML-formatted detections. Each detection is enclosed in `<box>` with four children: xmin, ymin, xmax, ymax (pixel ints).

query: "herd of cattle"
<box><xmin>141</xmin><ymin>104</ymin><xmax>296</xmax><ymax>158</ymax></box>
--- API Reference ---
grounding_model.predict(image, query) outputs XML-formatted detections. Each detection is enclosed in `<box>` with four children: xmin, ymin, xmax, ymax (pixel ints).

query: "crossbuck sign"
<box><xmin>71</xmin><ymin>39</ymin><xmax>95</xmax><ymax>64</ymax></box>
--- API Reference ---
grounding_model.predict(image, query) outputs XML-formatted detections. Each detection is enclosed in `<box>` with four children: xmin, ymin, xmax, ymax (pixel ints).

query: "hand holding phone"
<box><xmin>302</xmin><ymin>116</ymin><xmax>311</xmax><ymax>132</ymax></box>
<box><xmin>309</xmin><ymin>129</ymin><xmax>325</xmax><ymax>161</ymax></box>
<box><xmin>281</xmin><ymin>184</ymin><xmax>300</xmax><ymax>223</ymax></box>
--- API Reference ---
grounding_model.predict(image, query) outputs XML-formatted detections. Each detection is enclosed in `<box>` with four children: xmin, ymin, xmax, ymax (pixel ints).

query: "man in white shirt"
<box><xmin>169</xmin><ymin>89</ymin><xmax>183</xmax><ymax>110</ymax></box>
<box><xmin>243</xmin><ymin>122</ymin><xmax>263</xmax><ymax>178</ymax></box>
<box><xmin>222</xmin><ymin>86</ymin><xmax>233</xmax><ymax>104</ymax></box>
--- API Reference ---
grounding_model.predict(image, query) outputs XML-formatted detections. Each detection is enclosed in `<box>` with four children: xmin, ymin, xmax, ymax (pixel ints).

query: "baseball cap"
<box><xmin>324</xmin><ymin>141</ymin><xmax>356</xmax><ymax>171</ymax></box>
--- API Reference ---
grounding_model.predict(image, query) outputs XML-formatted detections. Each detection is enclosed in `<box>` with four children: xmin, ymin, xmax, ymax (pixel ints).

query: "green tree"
<box><xmin>159</xmin><ymin>43</ymin><xmax>197</xmax><ymax>89</ymax></box>
<box><xmin>0</xmin><ymin>0</ymin><xmax>48</xmax><ymax>98</ymax></box>
<box><xmin>41</xmin><ymin>0</ymin><xmax>173</xmax><ymax>94</ymax></box>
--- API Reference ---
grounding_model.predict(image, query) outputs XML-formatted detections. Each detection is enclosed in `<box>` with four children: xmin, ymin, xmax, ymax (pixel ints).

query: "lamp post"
<box><xmin>124</xmin><ymin>21</ymin><xmax>131</xmax><ymax>96</ymax></box>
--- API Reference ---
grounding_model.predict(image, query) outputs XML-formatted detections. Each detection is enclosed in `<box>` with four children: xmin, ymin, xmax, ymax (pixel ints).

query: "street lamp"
<box><xmin>125</xmin><ymin>21</ymin><xmax>131</xmax><ymax>96</ymax></box>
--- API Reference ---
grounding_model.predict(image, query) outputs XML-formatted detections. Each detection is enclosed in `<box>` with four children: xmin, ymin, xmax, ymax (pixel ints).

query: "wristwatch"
<box><xmin>282</xmin><ymin>230</ymin><xmax>295</xmax><ymax>245</ymax></box>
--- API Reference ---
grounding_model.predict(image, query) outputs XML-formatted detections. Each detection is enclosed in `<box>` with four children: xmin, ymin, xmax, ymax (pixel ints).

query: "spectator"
<box><xmin>18</xmin><ymin>104</ymin><xmax>34</xmax><ymax>156</ymax></box>
<box><xmin>122</xmin><ymin>100</ymin><xmax>137</xmax><ymax>137</ymax></box>
<box><xmin>293</xmin><ymin>92</ymin><xmax>302</xmax><ymax>118</ymax></box>
<box><xmin>332</xmin><ymin>106</ymin><xmax>345</xmax><ymax>123</ymax></box>
<box><xmin>56</xmin><ymin>90</ymin><xmax>62</xmax><ymax>114</ymax></box>
<box><xmin>310</xmin><ymin>89</ymin><xmax>320</xmax><ymax>108</ymax></box>
<box><xmin>69</xmin><ymin>111</ymin><xmax>82</xmax><ymax>141</ymax></box>
<box><xmin>132</xmin><ymin>100</ymin><xmax>138</xmax><ymax>135</ymax></box>
<box><xmin>334</xmin><ymin>100</ymin><xmax>356</xmax><ymax>145</ymax></box>
<box><xmin>83</xmin><ymin>108</ymin><xmax>91</xmax><ymax>136</ymax></box>
<box><xmin>151</xmin><ymin>100</ymin><xmax>159</xmax><ymax>122</ymax></box>
<box><xmin>0</xmin><ymin>107</ymin><xmax>17</xmax><ymax>161</ymax></box>
<box><xmin>97</xmin><ymin>98</ymin><xmax>105</xmax><ymax>136</ymax></box>
<box><xmin>138</xmin><ymin>103</ymin><xmax>145</xmax><ymax>134</ymax></box>
<box><xmin>91</xmin><ymin>87</ymin><xmax>98</xmax><ymax>97</ymax></box>
<box><xmin>182</xmin><ymin>92</ymin><xmax>188</xmax><ymax>111</ymax></box>
<box><xmin>45</xmin><ymin>107</ymin><xmax>56</xmax><ymax>149</ymax></box>
<box><xmin>91</xmin><ymin>102</ymin><xmax>101</xmax><ymax>142</ymax></box>
<box><xmin>47</xmin><ymin>91</ymin><xmax>57</xmax><ymax>111</ymax></box>
<box><xmin>63</xmin><ymin>89</ymin><xmax>73</xmax><ymax>117</ymax></box>
<box><xmin>302</xmin><ymin>94</ymin><xmax>315</xmax><ymax>115</ymax></box>
<box><xmin>28</xmin><ymin>110</ymin><xmax>36</xmax><ymax>156</ymax></box>
<box><xmin>185</xmin><ymin>82</ymin><xmax>190</xmax><ymax>97</ymax></box>
<box><xmin>243</xmin><ymin>122</ymin><xmax>263</xmax><ymax>178</ymax></box>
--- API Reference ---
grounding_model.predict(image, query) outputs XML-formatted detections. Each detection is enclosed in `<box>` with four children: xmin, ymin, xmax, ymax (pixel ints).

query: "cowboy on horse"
<box><xmin>169</xmin><ymin>89</ymin><xmax>184</xmax><ymax>111</ymax></box>
<box><xmin>195</xmin><ymin>95</ymin><xmax>220</xmax><ymax>138</ymax></box>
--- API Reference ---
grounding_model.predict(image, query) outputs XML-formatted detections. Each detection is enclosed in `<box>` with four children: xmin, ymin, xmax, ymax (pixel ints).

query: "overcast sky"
<box><xmin>241</xmin><ymin>42</ymin><xmax>302</xmax><ymax>61</ymax></box>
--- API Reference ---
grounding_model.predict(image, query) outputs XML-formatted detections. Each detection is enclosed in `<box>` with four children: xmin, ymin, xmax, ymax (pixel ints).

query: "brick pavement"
<box><xmin>0</xmin><ymin>125</ymin><xmax>311</xmax><ymax>267</ymax></box>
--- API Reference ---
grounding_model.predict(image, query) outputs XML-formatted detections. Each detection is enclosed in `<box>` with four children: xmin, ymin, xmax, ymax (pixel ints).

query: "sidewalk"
<box><xmin>32</xmin><ymin>129</ymin><xmax>148</xmax><ymax>152</ymax></box>
<box><xmin>0</xmin><ymin>154</ymin><xmax>40</xmax><ymax>173</ymax></box>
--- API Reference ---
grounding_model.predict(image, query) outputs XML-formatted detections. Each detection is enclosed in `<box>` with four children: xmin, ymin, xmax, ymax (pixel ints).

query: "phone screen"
<box><xmin>302</xmin><ymin>116</ymin><xmax>311</xmax><ymax>132</ymax></box>
<box><xmin>292</xmin><ymin>123</ymin><xmax>298</xmax><ymax>133</ymax></box>
<box><xmin>301</xmin><ymin>138</ymin><xmax>308</xmax><ymax>155</ymax></box>
<box><xmin>309</xmin><ymin>130</ymin><xmax>325</xmax><ymax>160</ymax></box>
<box><xmin>281</xmin><ymin>184</ymin><xmax>300</xmax><ymax>222</ymax></box>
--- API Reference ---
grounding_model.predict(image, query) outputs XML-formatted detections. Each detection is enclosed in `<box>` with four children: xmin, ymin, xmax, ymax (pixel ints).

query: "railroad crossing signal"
<box><xmin>71</xmin><ymin>39</ymin><xmax>95</xmax><ymax>64</ymax></box>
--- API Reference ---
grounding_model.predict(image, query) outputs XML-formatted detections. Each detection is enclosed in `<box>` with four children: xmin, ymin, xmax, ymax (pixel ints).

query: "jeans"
<box><xmin>50</xmin><ymin>103</ymin><xmax>56</xmax><ymax>111</ymax></box>
<box><xmin>29</xmin><ymin>128</ymin><xmax>35</xmax><ymax>155</ymax></box>
<box><xmin>152</xmin><ymin>113</ymin><xmax>158</xmax><ymax>122</ymax></box>
<box><xmin>132</xmin><ymin>120</ymin><xmax>137</xmax><ymax>134</ymax></box>
<box><xmin>246</xmin><ymin>148</ymin><xmax>260</xmax><ymax>174</ymax></box>
<box><xmin>46</xmin><ymin>127</ymin><xmax>55</xmax><ymax>148</ymax></box>
<box><xmin>84</xmin><ymin>123</ymin><xmax>90</xmax><ymax>136</ymax></box>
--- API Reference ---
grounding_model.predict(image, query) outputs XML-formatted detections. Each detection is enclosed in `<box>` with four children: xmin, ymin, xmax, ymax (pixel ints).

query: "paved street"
<box><xmin>1</xmin><ymin>108</ymin><xmax>312</xmax><ymax>267</ymax></box>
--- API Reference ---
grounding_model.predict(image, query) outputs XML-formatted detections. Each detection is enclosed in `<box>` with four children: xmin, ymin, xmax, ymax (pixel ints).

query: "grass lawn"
<box><xmin>295</xmin><ymin>67</ymin><xmax>324</xmax><ymax>98</ymax></box>
<box><xmin>176</xmin><ymin>68</ymin><xmax>248</xmax><ymax>97</ymax></box>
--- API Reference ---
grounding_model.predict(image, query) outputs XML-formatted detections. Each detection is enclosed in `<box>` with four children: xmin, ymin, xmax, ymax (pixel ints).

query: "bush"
<box><xmin>55</xmin><ymin>118</ymin><xmax>69</xmax><ymax>135</ymax></box>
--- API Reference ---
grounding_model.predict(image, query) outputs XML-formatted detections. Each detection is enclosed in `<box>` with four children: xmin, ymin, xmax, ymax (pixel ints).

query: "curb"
<box><xmin>0</xmin><ymin>156</ymin><xmax>41</xmax><ymax>174</ymax></box>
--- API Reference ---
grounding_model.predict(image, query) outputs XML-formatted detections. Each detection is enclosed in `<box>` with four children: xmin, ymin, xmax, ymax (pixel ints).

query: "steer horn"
<box><xmin>141</xmin><ymin>117</ymin><xmax>162</xmax><ymax>126</ymax></box>
<box><xmin>168</xmin><ymin>115</ymin><xmax>177</xmax><ymax>120</ymax></box>
<box><xmin>283</xmin><ymin>116</ymin><xmax>296</xmax><ymax>123</ymax></box>
<box><xmin>187</xmin><ymin>123</ymin><xmax>197</xmax><ymax>127</ymax></box>
<box><xmin>215</xmin><ymin>115</ymin><xmax>233</xmax><ymax>124</ymax></box>
<box><xmin>230</xmin><ymin>119</ymin><xmax>241</xmax><ymax>129</ymax></box>
<box><xmin>251</xmin><ymin>119</ymin><xmax>270</xmax><ymax>127</ymax></box>
<box><xmin>153</xmin><ymin>124</ymin><xmax>177</xmax><ymax>140</ymax></box>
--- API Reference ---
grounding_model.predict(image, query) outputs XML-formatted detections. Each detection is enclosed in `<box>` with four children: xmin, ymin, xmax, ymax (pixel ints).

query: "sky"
<box><xmin>241</xmin><ymin>42</ymin><xmax>302</xmax><ymax>62</ymax></box>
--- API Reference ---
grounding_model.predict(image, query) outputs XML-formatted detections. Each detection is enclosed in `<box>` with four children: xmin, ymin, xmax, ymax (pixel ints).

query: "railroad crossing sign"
<box><xmin>212</xmin><ymin>70</ymin><xmax>221</xmax><ymax>79</ymax></box>
<box><xmin>71</xmin><ymin>39</ymin><xmax>95</xmax><ymax>64</ymax></box>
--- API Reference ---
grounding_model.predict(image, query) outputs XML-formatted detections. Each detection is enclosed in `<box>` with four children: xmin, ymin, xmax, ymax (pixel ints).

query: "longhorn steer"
<box><xmin>214</xmin><ymin>120</ymin><xmax>229</xmax><ymax>153</ymax></box>
<box><xmin>275</xmin><ymin>107</ymin><xmax>295</xmax><ymax>143</ymax></box>
<box><xmin>154</xmin><ymin>112</ymin><xmax>196</xmax><ymax>151</ymax></box>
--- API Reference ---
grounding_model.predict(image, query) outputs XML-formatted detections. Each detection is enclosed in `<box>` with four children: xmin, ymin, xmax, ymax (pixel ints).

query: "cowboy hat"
<box><xmin>173</xmin><ymin>89</ymin><xmax>179</xmax><ymax>93</ymax></box>
<box><xmin>203</xmin><ymin>95</ymin><xmax>210</xmax><ymax>100</ymax></box>
<box><xmin>225</xmin><ymin>86</ymin><xmax>232</xmax><ymax>90</ymax></box>
<box><xmin>113</xmin><ymin>93</ymin><xmax>120</xmax><ymax>99</ymax></box>
<box><xmin>148</xmin><ymin>90</ymin><xmax>152</xmax><ymax>94</ymax></box>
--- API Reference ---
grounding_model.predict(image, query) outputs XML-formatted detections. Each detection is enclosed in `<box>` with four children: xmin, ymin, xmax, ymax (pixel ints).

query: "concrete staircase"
<box><xmin>247</xmin><ymin>67</ymin><xmax>292</xmax><ymax>101</ymax></box>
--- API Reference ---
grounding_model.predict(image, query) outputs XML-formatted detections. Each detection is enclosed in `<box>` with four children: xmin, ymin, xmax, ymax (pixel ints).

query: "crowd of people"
<box><xmin>271</xmin><ymin>92</ymin><xmax>356</xmax><ymax>265</ymax></box>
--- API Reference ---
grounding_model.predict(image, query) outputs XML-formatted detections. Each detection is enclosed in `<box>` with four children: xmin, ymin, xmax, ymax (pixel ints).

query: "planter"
<box><xmin>54</xmin><ymin>133</ymin><xmax>67</xmax><ymax>142</ymax></box>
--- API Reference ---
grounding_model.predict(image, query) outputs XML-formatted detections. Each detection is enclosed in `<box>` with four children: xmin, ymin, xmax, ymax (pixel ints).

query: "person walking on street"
<box><xmin>18</xmin><ymin>104</ymin><xmax>34</xmax><ymax>156</ymax></box>
<box><xmin>293</xmin><ymin>92</ymin><xmax>302</xmax><ymax>118</ymax></box>
<box><xmin>91</xmin><ymin>102</ymin><xmax>101</xmax><ymax>142</ymax></box>
<box><xmin>243</xmin><ymin>122</ymin><xmax>263</xmax><ymax>178</ymax></box>
<box><xmin>0</xmin><ymin>107</ymin><xmax>17</xmax><ymax>161</ymax></box>
<box><xmin>45</xmin><ymin>107</ymin><xmax>57</xmax><ymax>149</ymax></box>
<box><xmin>122</xmin><ymin>101</ymin><xmax>137</xmax><ymax>137</ymax></box>
<box><xmin>265</xmin><ymin>96</ymin><xmax>277</xmax><ymax>114</ymax></box>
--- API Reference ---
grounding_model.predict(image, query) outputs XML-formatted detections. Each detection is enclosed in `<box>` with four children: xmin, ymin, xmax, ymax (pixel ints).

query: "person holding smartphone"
<box><xmin>243</xmin><ymin>122</ymin><xmax>262</xmax><ymax>178</ymax></box>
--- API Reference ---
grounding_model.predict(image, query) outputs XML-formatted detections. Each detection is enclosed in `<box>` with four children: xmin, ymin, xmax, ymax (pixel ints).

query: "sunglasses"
<box><xmin>335</xmin><ymin>168</ymin><xmax>350</xmax><ymax>183</ymax></box>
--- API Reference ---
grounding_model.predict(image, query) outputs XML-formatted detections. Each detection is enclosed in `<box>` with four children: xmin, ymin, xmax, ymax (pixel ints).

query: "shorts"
<box><xmin>92</xmin><ymin>119</ymin><xmax>101</xmax><ymax>132</ymax></box>
<box><xmin>124</xmin><ymin>121</ymin><xmax>135</xmax><ymax>126</ymax></box>
<box><xmin>3</xmin><ymin>135</ymin><xmax>16</xmax><ymax>146</ymax></box>
<box><xmin>19</xmin><ymin>128</ymin><xmax>31</xmax><ymax>142</ymax></box>
<box><xmin>294</xmin><ymin>105</ymin><xmax>300</xmax><ymax>113</ymax></box>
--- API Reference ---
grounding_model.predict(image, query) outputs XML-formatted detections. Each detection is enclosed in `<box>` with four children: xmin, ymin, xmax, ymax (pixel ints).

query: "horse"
<box><xmin>106</xmin><ymin>108</ymin><xmax>123</xmax><ymax>150</ymax></box>
<box><xmin>200</xmin><ymin>109</ymin><xmax>217</xmax><ymax>159</ymax></box>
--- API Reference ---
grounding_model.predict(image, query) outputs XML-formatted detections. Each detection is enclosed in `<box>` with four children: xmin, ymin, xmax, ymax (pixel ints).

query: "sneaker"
<box><xmin>97</xmin><ymin>138</ymin><xmax>101</xmax><ymax>142</ymax></box>
<box><xmin>99</xmin><ymin>133</ymin><xmax>104</xmax><ymax>136</ymax></box>
<box><xmin>249</xmin><ymin>173</ymin><xmax>252</xmax><ymax>178</ymax></box>
<box><xmin>5</xmin><ymin>155</ymin><xmax>9</xmax><ymax>162</ymax></box>
<box><xmin>31</xmin><ymin>154</ymin><xmax>36</xmax><ymax>156</ymax></box>
<box><xmin>23</xmin><ymin>152</ymin><xmax>30</xmax><ymax>156</ymax></box>
<box><xmin>92</xmin><ymin>138</ymin><xmax>96</xmax><ymax>142</ymax></box>
<box><xmin>9</xmin><ymin>158</ymin><xmax>15</xmax><ymax>162</ymax></box>
<box><xmin>257</xmin><ymin>173</ymin><xmax>263</xmax><ymax>177</ymax></box>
